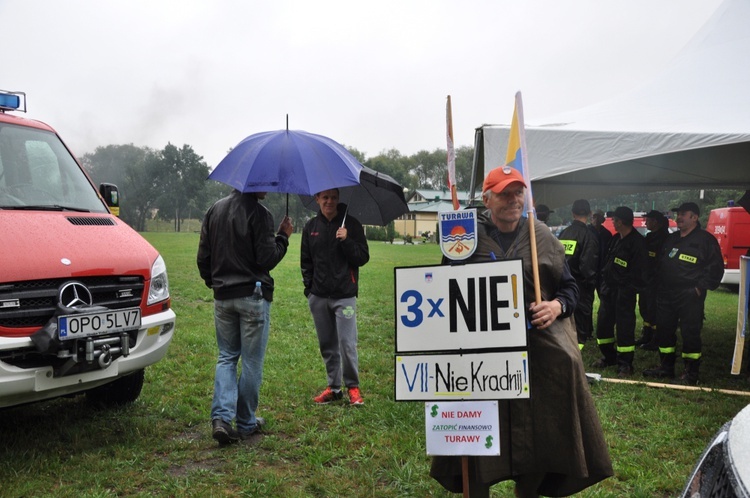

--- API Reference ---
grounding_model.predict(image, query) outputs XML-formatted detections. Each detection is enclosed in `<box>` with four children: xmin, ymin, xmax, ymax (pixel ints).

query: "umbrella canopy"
<box><xmin>300</xmin><ymin>166</ymin><xmax>409</xmax><ymax>226</ymax></box>
<box><xmin>738</xmin><ymin>190</ymin><xmax>750</xmax><ymax>216</ymax></box>
<box><xmin>208</xmin><ymin>129</ymin><xmax>363</xmax><ymax>195</ymax></box>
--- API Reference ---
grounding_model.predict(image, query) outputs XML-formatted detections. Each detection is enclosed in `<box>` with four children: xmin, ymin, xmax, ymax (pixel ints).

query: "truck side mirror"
<box><xmin>99</xmin><ymin>183</ymin><xmax>120</xmax><ymax>217</ymax></box>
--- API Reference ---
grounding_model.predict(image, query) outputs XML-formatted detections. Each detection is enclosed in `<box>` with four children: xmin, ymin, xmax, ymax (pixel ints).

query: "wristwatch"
<box><xmin>555</xmin><ymin>298</ymin><xmax>567</xmax><ymax>315</ymax></box>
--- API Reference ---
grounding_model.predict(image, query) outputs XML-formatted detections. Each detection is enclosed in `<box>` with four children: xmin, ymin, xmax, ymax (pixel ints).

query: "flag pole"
<box><xmin>510</xmin><ymin>92</ymin><xmax>541</xmax><ymax>303</ymax></box>
<box><xmin>731</xmin><ymin>255</ymin><xmax>748</xmax><ymax>375</ymax></box>
<box><xmin>446</xmin><ymin>96</ymin><xmax>460</xmax><ymax>211</ymax></box>
<box><xmin>286</xmin><ymin>114</ymin><xmax>290</xmax><ymax>217</ymax></box>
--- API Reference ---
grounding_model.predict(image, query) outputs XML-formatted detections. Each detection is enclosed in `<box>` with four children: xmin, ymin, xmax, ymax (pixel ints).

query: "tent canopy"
<box><xmin>472</xmin><ymin>0</ymin><xmax>750</xmax><ymax>209</ymax></box>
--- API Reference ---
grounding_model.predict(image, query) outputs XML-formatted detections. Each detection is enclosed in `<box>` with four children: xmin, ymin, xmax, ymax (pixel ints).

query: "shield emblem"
<box><xmin>439</xmin><ymin>209</ymin><xmax>478</xmax><ymax>260</ymax></box>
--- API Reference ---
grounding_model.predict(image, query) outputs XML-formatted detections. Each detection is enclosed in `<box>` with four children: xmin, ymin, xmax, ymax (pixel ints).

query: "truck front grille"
<box><xmin>0</xmin><ymin>276</ymin><xmax>144</xmax><ymax>329</ymax></box>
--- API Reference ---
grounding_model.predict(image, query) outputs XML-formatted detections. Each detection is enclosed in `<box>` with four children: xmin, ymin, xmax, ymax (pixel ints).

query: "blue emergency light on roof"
<box><xmin>0</xmin><ymin>90</ymin><xmax>25</xmax><ymax>112</ymax></box>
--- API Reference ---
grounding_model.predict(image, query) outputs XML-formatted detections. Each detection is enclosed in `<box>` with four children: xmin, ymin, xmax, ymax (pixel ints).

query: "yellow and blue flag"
<box><xmin>505</xmin><ymin>92</ymin><xmax>534</xmax><ymax>216</ymax></box>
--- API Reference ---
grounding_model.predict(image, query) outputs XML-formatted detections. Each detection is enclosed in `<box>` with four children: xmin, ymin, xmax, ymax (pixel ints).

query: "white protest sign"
<box><xmin>425</xmin><ymin>401</ymin><xmax>500</xmax><ymax>456</ymax></box>
<box><xmin>395</xmin><ymin>260</ymin><xmax>527</xmax><ymax>353</ymax></box>
<box><xmin>395</xmin><ymin>351</ymin><xmax>529</xmax><ymax>401</ymax></box>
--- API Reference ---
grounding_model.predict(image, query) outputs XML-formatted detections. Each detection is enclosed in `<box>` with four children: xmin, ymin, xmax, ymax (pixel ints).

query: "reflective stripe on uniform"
<box><xmin>678</xmin><ymin>253</ymin><xmax>698</xmax><ymax>264</ymax></box>
<box><xmin>560</xmin><ymin>239</ymin><xmax>577</xmax><ymax>256</ymax></box>
<box><xmin>682</xmin><ymin>352</ymin><xmax>702</xmax><ymax>360</ymax></box>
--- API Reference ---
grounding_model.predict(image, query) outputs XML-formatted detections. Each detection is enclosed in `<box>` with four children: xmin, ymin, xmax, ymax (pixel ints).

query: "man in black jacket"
<box><xmin>302</xmin><ymin>188</ymin><xmax>370</xmax><ymax>406</ymax></box>
<box><xmin>643</xmin><ymin>202</ymin><xmax>723</xmax><ymax>385</ymax></box>
<box><xmin>636</xmin><ymin>210</ymin><xmax>671</xmax><ymax>350</ymax></box>
<box><xmin>558</xmin><ymin>199</ymin><xmax>599</xmax><ymax>348</ymax></box>
<box><xmin>593</xmin><ymin>206</ymin><xmax>647</xmax><ymax>377</ymax></box>
<box><xmin>536</xmin><ymin>204</ymin><xmax>553</xmax><ymax>224</ymax></box>
<box><xmin>197</xmin><ymin>190</ymin><xmax>293</xmax><ymax>445</ymax></box>
<box><xmin>588</xmin><ymin>209</ymin><xmax>613</xmax><ymax>300</ymax></box>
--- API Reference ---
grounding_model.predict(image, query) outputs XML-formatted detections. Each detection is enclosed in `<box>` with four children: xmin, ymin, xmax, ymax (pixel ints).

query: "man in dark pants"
<box><xmin>636</xmin><ymin>210</ymin><xmax>671</xmax><ymax>351</ymax></box>
<box><xmin>588</xmin><ymin>209</ymin><xmax>613</xmax><ymax>300</ymax></box>
<box><xmin>558</xmin><ymin>199</ymin><xmax>599</xmax><ymax>349</ymax></box>
<box><xmin>643</xmin><ymin>202</ymin><xmax>723</xmax><ymax>385</ymax></box>
<box><xmin>593</xmin><ymin>206</ymin><xmax>647</xmax><ymax>377</ymax></box>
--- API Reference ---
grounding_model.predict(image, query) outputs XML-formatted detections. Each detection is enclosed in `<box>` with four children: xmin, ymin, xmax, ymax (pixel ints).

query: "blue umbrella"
<box><xmin>208</xmin><ymin>129</ymin><xmax>363</xmax><ymax>195</ymax></box>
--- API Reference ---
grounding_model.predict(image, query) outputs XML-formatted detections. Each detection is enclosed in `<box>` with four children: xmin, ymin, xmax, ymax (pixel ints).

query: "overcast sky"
<box><xmin>2</xmin><ymin>0</ymin><xmax>723</xmax><ymax>168</ymax></box>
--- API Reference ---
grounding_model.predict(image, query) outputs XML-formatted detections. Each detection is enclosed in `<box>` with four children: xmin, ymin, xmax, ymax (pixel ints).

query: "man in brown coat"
<box><xmin>430</xmin><ymin>166</ymin><xmax>613</xmax><ymax>497</ymax></box>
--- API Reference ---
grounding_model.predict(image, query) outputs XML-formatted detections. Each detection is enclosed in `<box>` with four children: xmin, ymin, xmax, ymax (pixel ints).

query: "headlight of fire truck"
<box><xmin>147</xmin><ymin>255</ymin><xmax>170</xmax><ymax>305</ymax></box>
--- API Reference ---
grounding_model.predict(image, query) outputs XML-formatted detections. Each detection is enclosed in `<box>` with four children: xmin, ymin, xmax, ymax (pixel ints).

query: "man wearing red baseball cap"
<box><xmin>431</xmin><ymin>166</ymin><xmax>612</xmax><ymax>497</ymax></box>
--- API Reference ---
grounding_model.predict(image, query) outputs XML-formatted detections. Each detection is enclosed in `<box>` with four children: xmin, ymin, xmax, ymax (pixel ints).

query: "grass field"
<box><xmin>1</xmin><ymin>233</ymin><xmax>748</xmax><ymax>497</ymax></box>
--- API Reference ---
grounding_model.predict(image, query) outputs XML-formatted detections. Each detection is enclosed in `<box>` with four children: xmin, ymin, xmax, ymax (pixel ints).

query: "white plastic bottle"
<box><xmin>249</xmin><ymin>281</ymin><xmax>265</xmax><ymax>324</ymax></box>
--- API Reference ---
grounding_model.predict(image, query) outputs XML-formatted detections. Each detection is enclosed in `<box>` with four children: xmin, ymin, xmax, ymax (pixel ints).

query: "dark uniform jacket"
<box><xmin>589</xmin><ymin>224</ymin><xmax>613</xmax><ymax>274</ymax></box>
<box><xmin>644</xmin><ymin>225</ymin><xmax>670</xmax><ymax>286</ymax></box>
<box><xmin>301</xmin><ymin>203</ymin><xmax>370</xmax><ymax>299</ymax></box>
<box><xmin>658</xmin><ymin>227</ymin><xmax>723</xmax><ymax>291</ymax></box>
<box><xmin>601</xmin><ymin>229</ymin><xmax>647</xmax><ymax>294</ymax></box>
<box><xmin>197</xmin><ymin>191</ymin><xmax>289</xmax><ymax>301</ymax></box>
<box><xmin>558</xmin><ymin>220</ymin><xmax>599</xmax><ymax>287</ymax></box>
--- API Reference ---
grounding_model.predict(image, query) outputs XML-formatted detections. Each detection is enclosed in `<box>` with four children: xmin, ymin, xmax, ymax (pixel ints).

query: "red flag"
<box><xmin>446</xmin><ymin>95</ymin><xmax>459</xmax><ymax>210</ymax></box>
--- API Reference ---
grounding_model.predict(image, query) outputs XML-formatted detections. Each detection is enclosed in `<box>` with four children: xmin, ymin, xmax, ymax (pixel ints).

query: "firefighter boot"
<box><xmin>591</xmin><ymin>343</ymin><xmax>617</xmax><ymax>368</ymax></box>
<box><xmin>635</xmin><ymin>325</ymin><xmax>653</xmax><ymax>346</ymax></box>
<box><xmin>640</xmin><ymin>326</ymin><xmax>659</xmax><ymax>351</ymax></box>
<box><xmin>681</xmin><ymin>359</ymin><xmax>701</xmax><ymax>386</ymax></box>
<box><xmin>643</xmin><ymin>353</ymin><xmax>676</xmax><ymax>379</ymax></box>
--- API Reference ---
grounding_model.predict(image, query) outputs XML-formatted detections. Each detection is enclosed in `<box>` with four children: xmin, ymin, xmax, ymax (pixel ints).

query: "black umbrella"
<box><xmin>738</xmin><ymin>190</ymin><xmax>750</xmax><ymax>215</ymax></box>
<box><xmin>300</xmin><ymin>166</ymin><xmax>409</xmax><ymax>226</ymax></box>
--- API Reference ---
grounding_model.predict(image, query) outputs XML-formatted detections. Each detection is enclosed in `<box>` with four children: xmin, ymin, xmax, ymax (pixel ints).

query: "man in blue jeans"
<box><xmin>197</xmin><ymin>190</ymin><xmax>293</xmax><ymax>445</ymax></box>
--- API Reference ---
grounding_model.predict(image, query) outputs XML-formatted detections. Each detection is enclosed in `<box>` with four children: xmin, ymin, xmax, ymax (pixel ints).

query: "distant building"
<box><xmin>394</xmin><ymin>188</ymin><xmax>474</xmax><ymax>238</ymax></box>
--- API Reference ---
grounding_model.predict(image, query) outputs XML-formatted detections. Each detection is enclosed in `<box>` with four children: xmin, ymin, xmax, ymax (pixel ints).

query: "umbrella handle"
<box><xmin>341</xmin><ymin>205</ymin><xmax>348</xmax><ymax>228</ymax></box>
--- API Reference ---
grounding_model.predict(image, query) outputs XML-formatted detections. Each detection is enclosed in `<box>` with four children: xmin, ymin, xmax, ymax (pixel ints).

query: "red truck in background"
<box><xmin>0</xmin><ymin>89</ymin><xmax>175</xmax><ymax>408</ymax></box>
<box><xmin>707</xmin><ymin>206</ymin><xmax>750</xmax><ymax>286</ymax></box>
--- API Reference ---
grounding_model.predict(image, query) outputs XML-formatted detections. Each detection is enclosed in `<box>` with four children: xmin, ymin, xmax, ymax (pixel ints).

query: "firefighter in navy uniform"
<box><xmin>593</xmin><ymin>207</ymin><xmax>647</xmax><ymax>377</ymax></box>
<box><xmin>643</xmin><ymin>202</ymin><xmax>723</xmax><ymax>385</ymax></box>
<box><xmin>558</xmin><ymin>199</ymin><xmax>599</xmax><ymax>348</ymax></box>
<box><xmin>588</xmin><ymin>209</ymin><xmax>613</xmax><ymax>300</ymax></box>
<box><xmin>636</xmin><ymin>210</ymin><xmax>671</xmax><ymax>351</ymax></box>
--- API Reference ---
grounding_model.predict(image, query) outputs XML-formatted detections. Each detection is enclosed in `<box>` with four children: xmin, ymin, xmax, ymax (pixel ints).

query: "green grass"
<box><xmin>1</xmin><ymin>234</ymin><xmax>748</xmax><ymax>497</ymax></box>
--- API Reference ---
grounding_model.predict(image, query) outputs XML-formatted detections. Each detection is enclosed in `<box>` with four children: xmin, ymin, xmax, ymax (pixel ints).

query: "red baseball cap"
<box><xmin>483</xmin><ymin>166</ymin><xmax>526</xmax><ymax>193</ymax></box>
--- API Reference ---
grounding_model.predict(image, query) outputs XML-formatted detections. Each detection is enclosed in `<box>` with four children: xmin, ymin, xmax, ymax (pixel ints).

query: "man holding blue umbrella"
<box><xmin>197</xmin><ymin>190</ymin><xmax>293</xmax><ymax>445</ymax></box>
<box><xmin>302</xmin><ymin>188</ymin><xmax>370</xmax><ymax>406</ymax></box>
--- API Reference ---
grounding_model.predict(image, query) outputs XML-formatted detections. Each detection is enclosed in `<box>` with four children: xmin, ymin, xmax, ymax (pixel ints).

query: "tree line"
<box><xmin>81</xmin><ymin>142</ymin><xmax>744</xmax><ymax>233</ymax></box>
<box><xmin>81</xmin><ymin>143</ymin><xmax>475</xmax><ymax>232</ymax></box>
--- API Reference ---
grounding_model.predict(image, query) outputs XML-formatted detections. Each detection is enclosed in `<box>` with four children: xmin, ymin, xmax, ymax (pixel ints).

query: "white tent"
<box><xmin>473</xmin><ymin>0</ymin><xmax>750</xmax><ymax>208</ymax></box>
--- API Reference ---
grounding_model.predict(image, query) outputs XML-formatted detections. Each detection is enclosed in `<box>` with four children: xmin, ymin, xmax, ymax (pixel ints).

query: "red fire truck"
<box><xmin>0</xmin><ymin>89</ymin><xmax>175</xmax><ymax>408</ymax></box>
<box><xmin>707</xmin><ymin>206</ymin><xmax>750</xmax><ymax>285</ymax></box>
